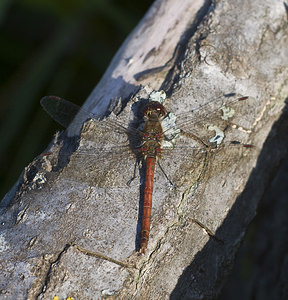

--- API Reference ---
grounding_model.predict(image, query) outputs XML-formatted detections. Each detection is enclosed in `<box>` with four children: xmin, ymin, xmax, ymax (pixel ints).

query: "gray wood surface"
<box><xmin>1</xmin><ymin>0</ymin><xmax>288</xmax><ymax>299</ymax></box>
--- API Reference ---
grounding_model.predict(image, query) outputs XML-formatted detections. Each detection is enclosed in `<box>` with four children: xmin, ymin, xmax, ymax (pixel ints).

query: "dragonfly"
<box><xmin>40</xmin><ymin>91</ymin><xmax>253</xmax><ymax>253</ymax></box>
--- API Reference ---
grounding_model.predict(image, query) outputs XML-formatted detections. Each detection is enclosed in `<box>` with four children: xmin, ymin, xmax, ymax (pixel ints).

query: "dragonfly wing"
<box><xmin>40</xmin><ymin>96</ymin><xmax>143</xmax><ymax>187</ymax></box>
<box><xmin>41</xmin><ymin>96</ymin><xmax>85</xmax><ymax>128</ymax></box>
<box><xmin>168</xmin><ymin>94</ymin><xmax>253</xmax><ymax>146</ymax></box>
<box><xmin>159</xmin><ymin>140</ymin><xmax>208</xmax><ymax>189</ymax></box>
<box><xmin>41</xmin><ymin>95</ymin><xmax>139</xmax><ymax>138</ymax></box>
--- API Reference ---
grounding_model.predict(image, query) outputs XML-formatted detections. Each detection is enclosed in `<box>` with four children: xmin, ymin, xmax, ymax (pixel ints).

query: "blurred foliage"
<box><xmin>0</xmin><ymin>0</ymin><xmax>154</xmax><ymax>200</ymax></box>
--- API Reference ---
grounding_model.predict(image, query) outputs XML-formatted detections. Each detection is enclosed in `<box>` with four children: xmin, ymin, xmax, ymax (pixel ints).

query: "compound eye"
<box><xmin>143</xmin><ymin>101</ymin><xmax>166</xmax><ymax>116</ymax></box>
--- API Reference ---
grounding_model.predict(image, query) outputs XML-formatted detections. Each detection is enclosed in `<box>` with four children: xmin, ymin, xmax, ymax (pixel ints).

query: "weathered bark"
<box><xmin>219</xmin><ymin>107</ymin><xmax>288</xmax><ymax>300</ymax></box>
<box><xmin>1</xmin><ymin>0</ymin><xmax>288</xmax><ymax>299</ymax></box>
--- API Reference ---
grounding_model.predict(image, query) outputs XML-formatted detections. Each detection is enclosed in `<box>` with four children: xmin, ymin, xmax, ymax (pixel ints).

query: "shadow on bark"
<box><xmin>170</xmin><ymin>101</ymin><xmax>288</xmax><ymax>299</ymax></box>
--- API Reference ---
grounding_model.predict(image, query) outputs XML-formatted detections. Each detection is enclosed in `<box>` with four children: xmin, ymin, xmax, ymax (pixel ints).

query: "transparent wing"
<box><xmin>40</xmin><ymin>96</ymin><xmax>145</xmax><ymax>187</ymax></box>
<box><xmin>40</xmin><ymin>96</ymin><xmax>135</xmax><ymax>135</ymax></box>
<box><xmin>175</xmin><ymin>94</ymin><xmax>249</xmax><ymax>130</ymax></box>
<box><xmin>165</xmin><ymin>94</ymin><xmax>252</xmax><ymax>146</ymax></box>
<box><xmin>40</xmin><ymin>94</ymin><xmax>253</xmax><ymax>188</ymax></box>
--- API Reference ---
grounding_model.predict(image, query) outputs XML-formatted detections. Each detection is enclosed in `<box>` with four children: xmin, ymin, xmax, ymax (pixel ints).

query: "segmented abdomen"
<box><xmin>140</xmin><ymin>156</ymin><xmax>156</xmax><ymax>253</ymax></box>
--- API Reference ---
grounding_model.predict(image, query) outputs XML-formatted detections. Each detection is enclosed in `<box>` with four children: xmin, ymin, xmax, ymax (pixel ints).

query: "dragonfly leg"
<box><xmin>157</xmin><ymin>160</ymin><xmax>175</xmax><ymax>188</ymax></box>
<box><xmin>126</xmin><ymin>159</ymin><xmax>141</xmax><ymax>186</ymax></box>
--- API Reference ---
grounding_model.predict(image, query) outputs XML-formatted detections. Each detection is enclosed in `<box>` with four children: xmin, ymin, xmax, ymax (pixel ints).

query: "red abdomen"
<box><xmin>140</xmin><ymin>156</ymin><xmax>156</xmax><ymax>253</ymax></box>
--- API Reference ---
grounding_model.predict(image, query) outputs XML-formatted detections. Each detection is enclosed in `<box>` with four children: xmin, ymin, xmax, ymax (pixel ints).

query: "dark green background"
<box><xmin>0</xmin><ymin>0</ymin><xmax>154</xmax><ymax>200</ymax></box>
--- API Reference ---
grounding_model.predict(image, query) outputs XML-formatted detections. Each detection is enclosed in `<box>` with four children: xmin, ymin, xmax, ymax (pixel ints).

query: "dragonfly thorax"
<box><xmin>141</xmin><ymin>108</ymin><xmax>164</xmax><ymax>159</ymax></box>
<box><xmin>141</xmin><ymin>140</ymin><xmax>162</xmax><ymax>158</ymax></box>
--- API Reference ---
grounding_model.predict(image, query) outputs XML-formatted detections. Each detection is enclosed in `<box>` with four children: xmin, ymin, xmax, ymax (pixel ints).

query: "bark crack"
<box><xmin>36</xmin><ymin>244</ymin><xmax>71</xmax><ymax>299</ymax></box>
<box><xmin>71</xmin><ymin>243</ymin><xmax>137</xmax><ymax>269</ymax></box>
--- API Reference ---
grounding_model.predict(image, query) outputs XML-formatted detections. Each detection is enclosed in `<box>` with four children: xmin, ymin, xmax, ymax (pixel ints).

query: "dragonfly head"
<box><xmin>143</xmin><ymin>101</ymin><xmax>166</xmax><ymax>119</ymax></box>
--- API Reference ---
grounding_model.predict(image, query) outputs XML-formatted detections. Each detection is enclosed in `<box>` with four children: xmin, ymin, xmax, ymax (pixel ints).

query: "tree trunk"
<box><xmin>1</xmin><ymin>0</ymin><xmax>288</xmax><ymax>299</ymax></box>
